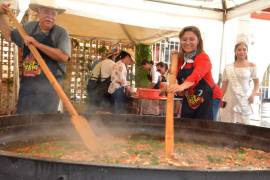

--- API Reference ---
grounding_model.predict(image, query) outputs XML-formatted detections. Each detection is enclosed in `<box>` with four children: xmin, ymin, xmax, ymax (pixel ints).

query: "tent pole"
<box><xmin>218</xmin><ymin>0</ymin><xmax>227</xmax><ymax>84</ymax></box>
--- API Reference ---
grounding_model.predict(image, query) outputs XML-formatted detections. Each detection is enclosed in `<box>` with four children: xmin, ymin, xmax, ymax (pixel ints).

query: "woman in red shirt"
<box><xmin>168</xmin><ymin>26</ymin><xmax>217</xmax><ymax>120</ymax></box>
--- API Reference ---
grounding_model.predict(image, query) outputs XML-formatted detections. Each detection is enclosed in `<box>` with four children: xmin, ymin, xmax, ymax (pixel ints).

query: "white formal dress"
<box><xmin>220</xmin><ymin>65</ymin><xmax>257</xmax><ymax>124</ymax></box>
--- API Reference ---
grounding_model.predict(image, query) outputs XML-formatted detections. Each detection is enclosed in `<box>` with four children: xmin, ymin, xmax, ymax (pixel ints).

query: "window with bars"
<box><xmin>151</xmin><ymin>37</ymin><xmax>179</xmax><ymax>64</ymax></box>
<box><xmin>68</xmin><ymin>37</ymin><xmax>133</xmax><ymax>103</ymax></box>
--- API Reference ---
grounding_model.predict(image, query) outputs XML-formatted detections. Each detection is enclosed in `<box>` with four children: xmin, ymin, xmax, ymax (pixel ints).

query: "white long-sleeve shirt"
<box><xmin>108</xmin><ymin>60</ymin><xmax>128</xmax><ymax>94</ymax></box>
<box><xmin>150</xmin><ymin>65</ymin><xmax>161</xmax><ymax>84</ymax></box>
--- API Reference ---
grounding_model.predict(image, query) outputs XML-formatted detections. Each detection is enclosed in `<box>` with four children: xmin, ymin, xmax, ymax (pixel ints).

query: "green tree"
<box><xmin>135</xmin><ymin>44</ymin><xmax>151</xmax><ymax>87</ymax></box>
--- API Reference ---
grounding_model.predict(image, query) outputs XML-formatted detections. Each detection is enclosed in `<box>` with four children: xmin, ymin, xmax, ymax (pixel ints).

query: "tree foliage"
<box><xmin>135</xmin><ymin>44</ymin><xmax>151</xmax><ymax>87</ymax></box>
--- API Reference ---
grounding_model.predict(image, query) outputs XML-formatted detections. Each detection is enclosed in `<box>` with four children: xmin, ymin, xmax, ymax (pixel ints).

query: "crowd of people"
<box><xmin>0</xmin><ymin>1</ymin><xmax>259</xmax><ymax>125</ymax></box>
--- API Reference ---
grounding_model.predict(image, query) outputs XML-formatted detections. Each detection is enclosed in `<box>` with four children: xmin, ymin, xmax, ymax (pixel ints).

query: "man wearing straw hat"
<box><xmin>0</xmin><ymin>0</ymin><xmax>71</xmax><ymax>114</ymax></box>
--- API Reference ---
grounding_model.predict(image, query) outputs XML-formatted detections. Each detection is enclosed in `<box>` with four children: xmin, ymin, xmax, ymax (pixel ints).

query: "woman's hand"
<box><xmin>125</xmin><ymin>85</ymin><xmax>132</xmax><ymax>93</ymax></box>
<box><xmin>248</xmin><ymin>94</ymin><xmax>255</xmax><ymax>104</ymax></box>
<box><xmin>167</xmin><ymin>84</ymin><xmax>183</xmax><ymax>94</ymax></box>
<box><xmin>125</xmin><ymin>86</ymin><xmax>134</xmax><ymax>96</ymax></box>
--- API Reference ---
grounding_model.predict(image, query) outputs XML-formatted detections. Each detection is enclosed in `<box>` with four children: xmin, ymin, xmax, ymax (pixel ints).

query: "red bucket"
<box><xmin>137</xmin><ymin>88</ymin><xmax>161</xmax><ymax>99</ymax></box>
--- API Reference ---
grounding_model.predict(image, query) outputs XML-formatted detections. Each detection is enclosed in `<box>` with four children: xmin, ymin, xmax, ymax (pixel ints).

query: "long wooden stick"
<box><xmin>6</xmin><ymin>10</ymin><xmax>98</xmax><ymax>151</ymax></box>
<box><xmin>165</xmin><ymin>53</ymin><xmax>178</xmax><ymax>158</ymax></box>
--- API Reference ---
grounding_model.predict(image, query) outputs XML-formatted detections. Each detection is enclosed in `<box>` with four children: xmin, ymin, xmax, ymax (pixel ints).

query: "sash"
<box><xmin>225</xmin><ymin>64</ymin><xmax>252</xmax><ymax>116</ymax></box>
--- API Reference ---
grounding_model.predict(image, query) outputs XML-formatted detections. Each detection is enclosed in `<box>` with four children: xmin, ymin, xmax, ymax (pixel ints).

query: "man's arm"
<box><xmin>1</xmin><ymin>3</ymin><xmax>69</xmax><ymax>63</ymax></box>
<box><xmin>24</xmin><ymin>35</ymin><xmax>69</xmax><ymax>63</ymax></box>
<box><xmin>21</xmin><ymin>26</ymin><xmax>70</xmax><ymax>62</ymax></box>
<box><xmin>37</xmin><ymin>42</ymin><xmax>69</xmax><ymax>63</ymax></box>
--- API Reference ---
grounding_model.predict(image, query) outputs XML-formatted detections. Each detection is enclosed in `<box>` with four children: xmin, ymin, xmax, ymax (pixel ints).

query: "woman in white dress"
<box><xmin>220</xmin><ymin>42</ymin><xmax>259</xmax><ymax>124</ymax></box>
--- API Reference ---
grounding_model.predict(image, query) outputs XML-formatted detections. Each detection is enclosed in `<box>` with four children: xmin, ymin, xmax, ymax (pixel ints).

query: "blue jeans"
<box><xmin>213</xmin><ymin>99</ymin><xmax>221</xmax><ymax>121</ymax></box>
<box><xmin>112</xmin><ymin>87</ymin><xmax>126</xmax><ymax>114</ymax></box>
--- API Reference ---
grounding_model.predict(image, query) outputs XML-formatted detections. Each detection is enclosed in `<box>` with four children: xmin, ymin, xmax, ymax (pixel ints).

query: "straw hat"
<box><xmin>29</xmin><ymin>0</ymin><xmax>65</xmax><ymax>14</ymax></box>
<box><xmin>124</xmin><ymin>49</ymin><xmax>135</xmax><ymax>63</ymax></box>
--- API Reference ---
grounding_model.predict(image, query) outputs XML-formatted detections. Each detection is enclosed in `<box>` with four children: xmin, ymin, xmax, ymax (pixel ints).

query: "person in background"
<box><xmin>140</xmin><ymin>60</ymin><xmax>161</xmax><ymax>115</ymax></box>
<box><xmin>101</xmin><ymin>50</ymin><xmax>117</xmax><ymax>81</ymax></box>
<box><xmin>87</xmin><ymin>59</ymin><xmax>102</xmax><ymax>111</ymax></box>
<box><xmin>167</xmin><ymin>26</ymin><xmax>217</xmax><ymax>120</ymax></box>
<box><xmin>87</xmin><ymin>50</ymin><xmax>116</xmax><ymax>112</ymax></box>
<box><xmin>108</xmin><ymin>50</ymin><xmax>135</xmax><ymax>114</ymax></box>
<box><xmin>141</xmin><ymin>60</ymin><xmax>161</xmax><ymax>89</ymax></box>
<box><xmin>107</xmin><ymin>47</ymin><xmax>119</xmax><ymax>62</ymax></box>
<box><xmin>156</xmin><ymin>62</ymin><xmax>169</xmax><ymax>82</ymax></box>
<box><xmin>99</xmin><ymin>50</ymin><xmax>116</xmax><ymax>110</ymax></box>
<box><xmin>220</xmin><ymin>42</ymin><xmax>259</xmax><ymax>124</ymax></box>
<box><xmin>156</xmin><ymin>61</ymin><xmax>169</xmax><ymax>96</ymax></box>
<box><xmin>0</xmin><ymin>1</ymin><xmax>71</xmax><ymax>114</ymax></box>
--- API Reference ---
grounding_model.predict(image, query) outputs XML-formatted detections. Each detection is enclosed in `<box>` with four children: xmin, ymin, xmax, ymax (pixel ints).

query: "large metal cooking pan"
<box><xmin>0</xmin><ymin>113</ymin><xmax>269</xmax><ymax>180</ymax></box>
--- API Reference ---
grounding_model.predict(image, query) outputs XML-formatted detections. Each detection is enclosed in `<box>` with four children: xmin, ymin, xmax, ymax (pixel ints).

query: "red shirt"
<box><xmin>177</xmin><ymin>52</ymin><xmax>222</xmax><ymax>99</ymax></box>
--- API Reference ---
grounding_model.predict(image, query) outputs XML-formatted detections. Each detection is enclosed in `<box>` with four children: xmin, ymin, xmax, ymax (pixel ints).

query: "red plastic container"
<box><xmin>136</xmin><ymin>88</ymin><xmax>161</xmax><ymax>99</ymax></box>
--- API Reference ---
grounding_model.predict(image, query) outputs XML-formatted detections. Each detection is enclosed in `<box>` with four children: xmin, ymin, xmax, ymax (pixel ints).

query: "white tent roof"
<box><xmin>14</xmin><ymin>0</ymin><xmax>270</xmax><ymax>44</ymax></box>
<box><xmin>143</xmin><ymin>0</ymin><xmax>270</xmax><ymax>20</ymax></box>
<box><xmin>55</xmin><ymin>13</ymin><xmax>178</xmax><ymax>44</ymax></box>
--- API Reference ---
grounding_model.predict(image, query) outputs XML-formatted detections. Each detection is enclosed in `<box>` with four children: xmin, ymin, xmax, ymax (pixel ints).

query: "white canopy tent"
<box><xmin>55</xmin><ymin>13</ymin><xmax>178</xmax><ymax>44</ymax></box>
<box><xmin>9</xmin><ymin>0</ymin><xmax>270</xmax><ymax>80</ymax></box>
<box><xmin>12</xmin><ymin>0</ymin><xmax>270</xmax><ymax>43</ymax></box>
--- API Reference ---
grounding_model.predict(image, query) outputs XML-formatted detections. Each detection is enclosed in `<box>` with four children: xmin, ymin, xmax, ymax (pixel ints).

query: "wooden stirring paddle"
<box><xmin>6</xmin><ymin>9</ymin><xmax>98</xmax><ymax>151</ymax></box>
<box><xmin>165</xmin><ymin>52</ymin><xmax>178</xmax><ymax>158</ymax></box>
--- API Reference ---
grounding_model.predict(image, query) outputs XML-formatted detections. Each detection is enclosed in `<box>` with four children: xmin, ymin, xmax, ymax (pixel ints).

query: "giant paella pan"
<box><xmin>0</xmin><ymin>113</ymin><xmax>269</xmax><ymax>180</ymax></box>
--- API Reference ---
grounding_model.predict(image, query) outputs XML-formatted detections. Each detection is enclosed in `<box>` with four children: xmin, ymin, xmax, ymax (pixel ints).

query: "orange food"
<box><xmin>6</xmin><ymin>137</ymin><xmax>270</xmax><ymax>170</ymax></box>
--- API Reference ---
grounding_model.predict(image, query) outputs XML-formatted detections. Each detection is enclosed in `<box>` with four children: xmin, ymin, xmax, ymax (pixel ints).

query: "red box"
<box><xmin>137</xmin><ymin>88</ymin><xmax>161</xmax><ymax>99</ymax></box>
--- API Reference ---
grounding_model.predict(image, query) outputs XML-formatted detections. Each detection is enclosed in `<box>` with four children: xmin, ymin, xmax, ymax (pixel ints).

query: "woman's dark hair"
<box><xmin>115</xmin><ymin>50</ymin><xmax>131</xmax><ymax>62</ymax></box>
<box><xmin>141</xmin><ymin>60</ymin><xmax>154</xmax><ymax>66</ymax></box>
<box><xmin>179</xmin><ymin>26</ymin><xmax>204</xmax><ymax>54</ymax></box>
<box><xmin>156</xmin><ymin>62</ymin><xmax>168</xmax><ymax>70</ymax></box>
<box><xmin>234</xmin><ymin>41</ymin><xmax>248</xmax><ymax>61</ymax></box>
